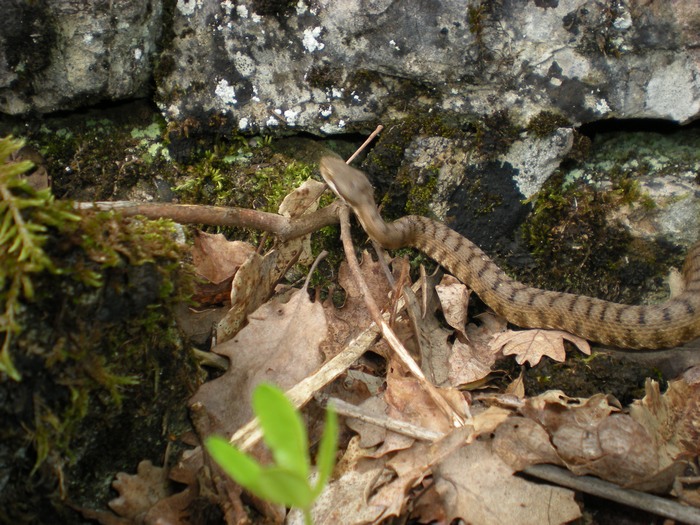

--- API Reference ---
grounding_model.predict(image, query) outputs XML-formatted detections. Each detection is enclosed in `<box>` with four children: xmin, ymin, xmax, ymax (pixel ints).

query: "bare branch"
<box><xmin>74</xmin><ymin>200</ymin><xmax>343</xmax><ymax>241</ymax></box>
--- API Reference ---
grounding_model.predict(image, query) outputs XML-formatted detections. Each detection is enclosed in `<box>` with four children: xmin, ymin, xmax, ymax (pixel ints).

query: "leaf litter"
<box><xmin>83</xmin><ymin>175</ymin><xmax>700</xmax><ymax>524</ymax></box>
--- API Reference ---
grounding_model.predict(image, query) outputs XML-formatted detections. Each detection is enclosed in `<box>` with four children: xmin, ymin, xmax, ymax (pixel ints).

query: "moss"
<box><xmin>526</xmin><ymin>111</ymin><xmax>572</xmax><ymax>138</ymax></box>
<box><xmin>464</xmin><ymin>176</ymin><xmax>504</xmax><ymax>216</ymax></box>
<box><xmin>472</xmin><ymin>109</ymin><xmax>520</xmax><ymax>159</ymax></box>
<box><xmin>0</xmin><ymin>136</ymin><xmax>81</xmax><ymax>379</ymax></box>
<box><xmin>465</xmin><ymin>0</ymin><xmax>507</xmax><ymax>70</ymax></box>
<box><xmin>0</xmin><ymin>138</ymin><xmax>199</xmax><ymax>519</ymax></box>
<box><xmin>306</xmin><ymin>64</ymin><xmax>343</xmax><ymax>91</ymax></box>
<box><xmin>402</xmin><ymin>166</ymin><xmax>439</xmax><ymax>216</ymax></box>
<box><xmin>364</xmin><ymin>114</ymin><xmax>463</xmax><ymax>177</ymax></box>
<box><xmin>0</xmin><ymin>202</ymin><xmax>199</xmax><ymax>520</ymax></box>
<box><xmin>250</xmin><ymin>0</ymin><xmax>296</xmax><ymax>18</ymax></box>
<box><xmin>520</xmin><ymin>170</ymin><xmax>673</xmax><ymax>305</ymax></box>
<box><xmin>10</xmin><ymin>103</ymin><xmax>173</xmax><ymax>201</ymax></box>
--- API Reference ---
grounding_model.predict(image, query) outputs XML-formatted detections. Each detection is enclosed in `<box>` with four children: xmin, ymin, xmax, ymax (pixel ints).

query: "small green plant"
<box><xmin>205</xmin><ymin>384</ymin><xmax>338</xmax><ymax>525</ymax></box>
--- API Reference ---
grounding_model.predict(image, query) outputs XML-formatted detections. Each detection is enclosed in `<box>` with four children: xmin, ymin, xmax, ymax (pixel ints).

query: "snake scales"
<box><xmin>320</xmin><ymin>156</ymin><xmax>700</xmax><ymax>349</ymax></box>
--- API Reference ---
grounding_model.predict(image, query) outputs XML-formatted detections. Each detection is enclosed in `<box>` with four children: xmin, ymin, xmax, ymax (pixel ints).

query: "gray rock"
<box><xmin>0</xmin><ymin>1</ymin><xmax>162</xmax><ymax>114</ymax></box>
<box><xmin>156</xmin><ymin>0</ymin><xmax>700</xmax><ymax>134</ymax></box>
<box><xmin>3</xmin><ymin>1</ymin><xmax>698</xmax><ymax>132</ymax></box>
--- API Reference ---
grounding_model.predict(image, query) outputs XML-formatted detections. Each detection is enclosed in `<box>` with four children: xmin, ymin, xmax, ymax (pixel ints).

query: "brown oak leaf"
<box><xmin>490</xmin><ymin>329</ymin><xmax>590</xmax><ymax>366</ymax></box>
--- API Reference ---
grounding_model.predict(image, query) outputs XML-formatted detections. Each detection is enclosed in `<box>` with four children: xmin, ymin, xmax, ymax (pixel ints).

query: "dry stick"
<box><xmin>75</xmin><ymin>200</ymin><xmax>343</xmax><ymax>241</ymax></box>
<box><xmin>523</xmin><ymin>464</ymin><xmax>700</xmax><ymax>525</ymax></box>
<box><xmin>345</xmin><ymin>125</ymin><xmax>383</xmax><ymax>165</ymax></box>
<box><xmin>338</xmin><ymin>205</ymin><xmax>466</xmax><ymax>428</ymax></box>
<box><xmin>330</xmin><ymin>396</ymin><xmax>443</xmax><ymax>442</ymax></box>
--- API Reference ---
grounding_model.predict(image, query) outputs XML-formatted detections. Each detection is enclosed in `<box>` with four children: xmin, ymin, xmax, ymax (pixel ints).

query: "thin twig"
<box><xmin>330</xmin><ymin>397</ymin><xmax>443</xmax><ymax>441</ymax></box>
<box><xmin>74</xmin><ymin>200</ymin><xmax>342</xmax><ymax>241</ymax></box>
<box><xmin>338</xmin><ymin>206</ymin><xmax>466</xmax><ymax>427</ymax></box>
<box><xmin>346</xmin><ymin>125</ymin><xmax>383</xmax><ymax>165</ymax></box>
<box><xmin>523</xmin><ymin>464</ymin><xmax>700</xmax><ymax>525</ymax></box>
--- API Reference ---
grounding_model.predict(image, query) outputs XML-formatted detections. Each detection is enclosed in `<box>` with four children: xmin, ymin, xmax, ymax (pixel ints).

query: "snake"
<box><xmin>319</xmin><ymin>156</ymin><xmax>700</xmax><ymax>349</ymax></box>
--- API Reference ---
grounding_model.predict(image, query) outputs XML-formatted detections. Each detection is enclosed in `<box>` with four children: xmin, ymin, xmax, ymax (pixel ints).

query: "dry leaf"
<box><xmin>108</xmin><ymin>460</ymin><xmax>171</xmax><ymax>520</ymax></box>
<box><xmin>491</xmin><ymin>328</ymin><xmax>591</xmax><ymax>366</ymax></box>
<box><xmin>298</xmin><ymin>437</ymin><xmax>388</xmax><ymax>525</ymax></box>
<box><xmin>448</xmin><ymin>338</ymin><xmax>497</xmax><ymax>386</ymax></box>
<box><xmin>630</xmin><ymin>367</ymin><xmax>700</xmax><ymax>462</ymax></box>
<box><xmin>384</xmin><ymin>366</ymin><xmax>469</xmax><ymax>437</ymax></box>
<box><xmin>192</xmin><ymin>231</ymin><xmax>255</xmax><ymax>284</ymax></box>
<box><xmin>493</xmin><ymin>416</ymin><xmax>564</xmax><ymax>471</ymax></box>
<box><xmin>357</xmin><ymin>426</ymin><xmax>474</xmax><ymax>524</ymax></box>
<box><xmin>403</xmin><ymin>277</ymin><xmax>453</xmax><ymax>386</ymax></box>
<box><xmin>319</xmin><ymin>253</ymin><xmax>392</xmax><ymax>360</ymax></box>
<box><xmin>214</xmin><ymin>179</ymin><xmax>324</xmax><ymax>343</ymax></box>
<box><xmin>434</xmin><ymin>437</ymin><xmax>581</xmax><ymax>525</ymax></box>
<box><xmin>514</xmin><ymin>391</ymin><xmax>664</xmax><ymax>487</ymax></box>
<box><xmin>277</xmin><ymin>178</ymin><xmax>326</xmax><ymax>266</ymax></box>
<box><xmin>191</xmin><ymin>287</ymin><xmax>327</xmax><ymax>437</ymax></box>
<box><xmin>345</xmin><ymin>396</ymin><xmax>398</xmax><ymax>449</ymax></box>
<box><xmin>435</xmin><ymin>275</ymin><xmax>470</xmax><ymax>336</ymax></box>
<box><xmin>216</xmin><ymin>250</ymin><xmax>279</xmax><ymax>343</ymax></box>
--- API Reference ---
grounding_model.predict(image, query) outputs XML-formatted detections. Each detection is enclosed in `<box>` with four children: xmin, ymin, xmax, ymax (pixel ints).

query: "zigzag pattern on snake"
<box><xmin>320</xmin><ymin>156</ymin><xmax>700</xmax><ymax>349</ymax></box>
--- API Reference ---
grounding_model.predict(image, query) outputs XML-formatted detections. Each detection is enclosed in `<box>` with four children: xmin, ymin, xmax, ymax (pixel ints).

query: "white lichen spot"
<box><xmin>331</xmin><ymin>87</ymin><xmax>343</xmax><ymax>98</ymax></box>
<box><xmin>238</xmin><ymin>117</ymin><xmax>249</xmax><ymax>130</ymax></box>
<box><xmin>176</xmin><ymin>0</ymin><xmax>201</xmax><ymax>16</ymax></box>
<box><xmin>221</xmin><ymin>0</ymin><xmax>234</xmax><ymax>10</ymax></box>
<box><xmin>389</xmin><ymin>39</ymin><xmax>401</xmax><ymax>51</ymax></box>
<box><xmin>338</xmin><ymin>119</ymin><xmax>346</xmax><ymax>128</ymax></box>
<box><xmin>284</xmin><ymin>109</ymin><xmax>299</xmax><ymax>126</ymax></box>
<box><xmin>236</xmin><ymin>4</ymin><xmax>249</xmax><ymax>18</ymax></box>
<box><xmin>303</xmin><ymin>27</ymin><xmax>325</xmax><ymax>53</ymax></box>
<box><xmin>83</xmin><ymin>34</ymin><xmax>93</xmax><ymax>44</ymax></box>
<box><xmin>134</xmin><ymin>48</ymin><xmax>143</xmax><ymax>60</ymax></box>
<box><xmin>296</xmin><ymin>1</ymin><xmax>308</xmax><ymax>15</ymax></box>
<box><xmin>215</xmin><ymin>79</ymin><xmax>237</xmax><ymax>106</ymax></box>
<box><xmin>319</xmin><ymin>106</ymin><xmax>332</xmax><ymax>118</ymax></box>
<box><xmin>266</xmin><ymin>116</ymin><xmax>280</xmax><ymax>127</ymax></box>
<box><xmin>595</xmin><ymin>97</ymin><xmax>611</xmax><ymax>114</ymax></box>
<box><xmin>252</xmin><ymin>86</ymin><xmax>260</xmax><ymax>102</ymax></box>
<box><xmin>613</xmin><ymin>12</ymin><xmax>632</xmax><ymax>30</ymax></box>
<box><xmin>233</xmin><ymin>52</ymin><xmax>256</xmax><ymax>77</ymax></box>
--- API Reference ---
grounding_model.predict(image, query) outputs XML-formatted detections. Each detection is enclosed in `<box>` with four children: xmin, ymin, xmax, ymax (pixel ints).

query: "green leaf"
<box><xmin>253</xmin><ymin>384</ymin><xmax>309</xmax><ymax>478</ymax></box>
<box><xmin>255</xmin><ymin>467</ymin><xmax>314</xmax><ymax>508</ymax></box>
<box><xmin>205</xmin><ymin>436</ymin><xmax>313</xmax><ymax>509</ymax></box>
<box><xmin>313</xmin><ymin>404</ymin><xmax>338</xmax><ymax>497</ymax></box>
<box><xmin>205</xmin><ymin>436</ymin><xmax>263</xmax><ymax>490</ymax></box>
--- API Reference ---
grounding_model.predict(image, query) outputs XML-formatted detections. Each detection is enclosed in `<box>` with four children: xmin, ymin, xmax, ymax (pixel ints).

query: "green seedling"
<box><xmin>205</xmin><ymin>384</ymin><xmax>338</xmax><ymax>525</ymax></box>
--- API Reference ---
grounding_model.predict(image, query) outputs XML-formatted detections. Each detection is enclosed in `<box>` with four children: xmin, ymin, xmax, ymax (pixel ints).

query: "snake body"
<box><xmin>320</xmin><ymin>156</ymin><xmax>700</xmax><ymax>349</ymax></box>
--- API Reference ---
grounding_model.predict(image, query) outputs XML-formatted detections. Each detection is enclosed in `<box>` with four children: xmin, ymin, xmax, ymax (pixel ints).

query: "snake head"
<box><xmin>319</xmin><ymin>156</ymin><xmax>377</xmax><ymax>209</ymax></box>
